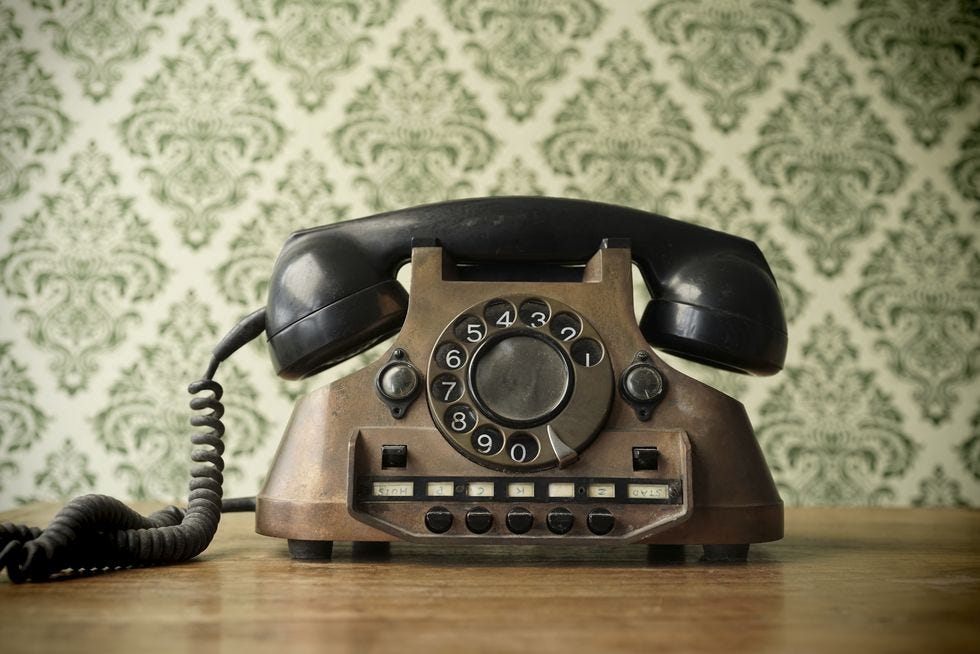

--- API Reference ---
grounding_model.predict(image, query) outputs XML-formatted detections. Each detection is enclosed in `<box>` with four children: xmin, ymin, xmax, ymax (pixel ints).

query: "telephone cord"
<box><xmin>0</xmin><ymin>309</ymin><xmax>266</xmax><ymax>583</ymax></box>
<box><xmin>0</xmin><ymin>378</ymin><xmax>224</xmax><ymax>582</ymax></box>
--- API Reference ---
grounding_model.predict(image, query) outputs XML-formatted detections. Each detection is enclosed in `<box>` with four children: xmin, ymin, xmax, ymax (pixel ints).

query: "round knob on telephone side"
<box><xmin>622</xmin><ymin>365</ymin><xmax>664</xmax><ymax>403</ymax></box>
<box><xmin>379</xmin><ymin>362</ymin><xmax>419</xmax><ymax>400</ymax></box>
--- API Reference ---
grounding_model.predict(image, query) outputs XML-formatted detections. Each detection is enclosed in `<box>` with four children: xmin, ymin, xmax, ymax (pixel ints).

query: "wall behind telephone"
<box><xmin>0</xmin><ymin>0</ymin><xmax>976</xmax><ymax>509</ymax></box>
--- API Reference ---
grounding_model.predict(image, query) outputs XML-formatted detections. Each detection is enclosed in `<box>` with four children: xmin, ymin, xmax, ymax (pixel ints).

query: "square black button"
<box><xmin>632</xmin><ymin>446</ymin><xmax>659</xmax><ymax>471</ymax></box>
<box><xmin>381</xmin><ymin>444</ymin><xmax>408</xmax><ymax>469</ymax></box>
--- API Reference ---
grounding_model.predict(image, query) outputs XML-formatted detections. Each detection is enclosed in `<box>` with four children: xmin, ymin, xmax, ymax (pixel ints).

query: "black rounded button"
<box><xmin>622</xmin><ymin>365</ymin><xmax>664</xmax><ymax>402</ymax></box>
<box><xmin>472</xmin><ymin>335</ymin><xmax>570</xmax><ymax>425</ymax></box>
<box><xmin>465</xmin><ymin>507</ymin><xmax>494</xmax><ymax>534</ymax></box>
<box><xmin>425</xmin><ymin>506</ymin><xmax>453</xmax><ymax>533</ymax></box>
<box><xmin>506</xmin><ymin>507</ymin><xmax>534</xmax><ymax>534</ymax></box>
<box><xmin>546</xmin><ymin>507</ymin><xmax>574</xmax><ymax>535</ymax></box>
<box><xmin>587</xmin><ymin>508</ymin><xmax>615</xmax><ymax>535</ymax></box>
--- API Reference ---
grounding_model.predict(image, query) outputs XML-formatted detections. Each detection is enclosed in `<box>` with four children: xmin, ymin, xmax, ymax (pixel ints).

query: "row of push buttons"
<box><xmin>424</xmin><ymin>506</ymin><xmax>615</xmax><ymax>535</ymax></box>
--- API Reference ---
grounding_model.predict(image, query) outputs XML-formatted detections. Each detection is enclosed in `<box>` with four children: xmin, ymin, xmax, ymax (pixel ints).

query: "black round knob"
<box><xmin>622</xmin><ymin>364</ymin><xmax>664</xmax><ymax>403</ymax></box>
<box><xmin>465</xmin><ymin>507</ymin><xmax>494</xmax><ymax>534</ymax></box>
<box><xmin>506</xmin><ymin>507</ymin><xmax>534</xmax><ymax>534</ymax></box>
<box><xmin>424</xmin><ymin>506</ymin><xmax>453</xmax><ymax>534</ymax></box>
<box><xmin>587</xmin><ymin>508</ymin><xmax>615</xmax><ymax>535</ymax></box>
<box><xmin>379</xmin><ymin>362</ymin><xmax>418</xmax><ymax>400</ymax></box>
<box><xmin>546</xmin><ymin>507</ymin><xmax>574</xmax><ymax>535</ymax></box>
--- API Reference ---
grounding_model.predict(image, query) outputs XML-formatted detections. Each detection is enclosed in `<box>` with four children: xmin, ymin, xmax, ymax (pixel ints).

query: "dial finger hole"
<box><xmin>470</xmin><ymin>426</ymin><xmax>504</xmax><ymax>456</ymax></box>
<box><xmin>550</xmin><ymin>312</ymin><xmax>582</xmax><ymax>342</ymax></box>
<box><xmin>484</xmin><ymin>299</ymin><xmax>517</xmax><ymax>329</ymax></box>
<box><xmin>519</xmin><ymin>299</ymin><xmax>550</xmax><ymax>327</ymax></box>
<box><xmin>505</xmin><ymin>433</ymin><xmax>540</xmax><ymax>464</ymax></box>
<box><xmin>431</xmin><ymin>373</ymin><xmax>463</xmax><ymax>403</ymax></box>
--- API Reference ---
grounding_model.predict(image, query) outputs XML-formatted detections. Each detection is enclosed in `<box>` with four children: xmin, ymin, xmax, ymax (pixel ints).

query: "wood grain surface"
<box><xmin>0</xmin><ymin>505</ymin><xmax>977</xmax><ymax>654</ymax></box>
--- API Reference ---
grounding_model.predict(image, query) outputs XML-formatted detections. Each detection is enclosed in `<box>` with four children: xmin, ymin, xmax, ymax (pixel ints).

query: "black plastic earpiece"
<box><xmin>266</xmin><ymin>231</ymin><xmax>408</xmax><ymax>379</ymax></box>
<box><xmin>638</xmin><ymin>252</ymin><xmax>787</xmax><ymax>376</ymax></box>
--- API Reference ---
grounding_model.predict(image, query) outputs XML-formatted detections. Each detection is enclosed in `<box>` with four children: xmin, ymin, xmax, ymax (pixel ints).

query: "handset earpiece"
<box><xmin>638</xmin><ymin>251</ymin><xmax>787</xmax><ymax>376</ymax></box>
<box><xmin>266</xmin><ymin>230</ymin><xmax>408</xmax><ymax>379</ymax></box>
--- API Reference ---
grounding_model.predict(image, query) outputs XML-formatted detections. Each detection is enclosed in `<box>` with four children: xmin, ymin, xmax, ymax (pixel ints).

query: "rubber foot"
<box><xmin>352</xmin><ymin>541</ymin><xmax>391</xmax><ymax>561</ymax></box>
<box><xmin>701</xmin><ymin>544</ymin><xmax>749</xmax><ymax>562</ymax></box>
<box><xmin>287</xmin><ymin>539</ymin><xmax>334</xmax><ymax>560</ymax></box>
<box><xmin>646</xmin><ymin>544</ymin><xmax>686</xmax><ymax>563</ymax></box>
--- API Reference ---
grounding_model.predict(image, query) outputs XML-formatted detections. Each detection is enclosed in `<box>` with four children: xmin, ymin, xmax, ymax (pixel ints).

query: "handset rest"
<box><xmin>265</xmin><ymin>197</ymin><xmax>787</xmax><ymax>379</ymax></box>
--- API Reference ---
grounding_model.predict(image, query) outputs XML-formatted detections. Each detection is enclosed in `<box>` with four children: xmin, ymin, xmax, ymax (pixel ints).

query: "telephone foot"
<box><xmin>646</xmin><ymin>544</ymin><xmax>686</xmax><ymax>563</ymax></box>
<box><xmin>701</xmin><ymin>544</ymin><xmax>749</xmax><ymax>562</ymax></box>
<box><xmin>352</xmin><ymin>541</ymin><xmax>391</xmax><ymax>560</ymax></box>
<box><xmin>287</xmin><ymin>539</ymin><xmax>334</xmax><ymax>560</ymax></box>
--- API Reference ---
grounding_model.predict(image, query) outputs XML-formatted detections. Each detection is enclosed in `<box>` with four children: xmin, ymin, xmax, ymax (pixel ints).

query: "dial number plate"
<box><xmin>427</xmin><ymin>295</ymin><xmax>614</xmax><ymax>472</ymax></box>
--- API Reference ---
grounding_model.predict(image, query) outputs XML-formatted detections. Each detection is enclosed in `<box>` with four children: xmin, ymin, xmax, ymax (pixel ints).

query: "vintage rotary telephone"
<box><xmin>0</xmin><ymin>197</ymin><xmax>786</xmax><ymax>582</ymax></box>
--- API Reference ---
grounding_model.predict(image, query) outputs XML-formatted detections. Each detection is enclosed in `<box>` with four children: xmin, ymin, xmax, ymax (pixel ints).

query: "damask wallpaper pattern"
<box><xmin>0</xmin><ymin>0</ymin><xmax>977</xmax><ymax>509</ymax></box>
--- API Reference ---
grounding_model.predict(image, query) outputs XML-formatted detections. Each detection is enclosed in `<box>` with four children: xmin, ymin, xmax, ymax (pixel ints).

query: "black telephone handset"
<box><xmin>266</xmin><ymin>196</ymin><xmax>786</xmax><ymax>379</ymax></box>
<box><xmin>0</xmin><ymin>197</ymin><xmax>787</xmax><ymax>582</ymax></box>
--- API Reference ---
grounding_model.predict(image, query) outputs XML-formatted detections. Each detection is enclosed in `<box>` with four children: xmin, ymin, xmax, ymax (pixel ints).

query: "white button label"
<box><xmin>627</xmin><ymin>484</ymin><xmax>669</xmax><ymax>500</ymax></box>
<box><xmin>372</xmin><ymin>481</ymin><xmax>413</xmax><ymax>497</ymax></box>
<box><xmin>426</xmin><ymin>481</ymin><xmax>454</xmax><ymax>497</ymax></box>
<box><xmin>508</xmin><ymin>482</ymin><xmax>534</xmax><ymax>498</ymax></box>
<box><xmin>548</xmin><ymin>482</ymin><xmax>576</xmax><ymax>498</ymax></box>
<box><xmin>467</xmin><ymin>481</ymin><xmax>495</xmax><ymax>497</ymax></box>
<box><xmin>588</xmin><ymin>483</ymin><xmax>615</xmax><ymax>498</ymax></box>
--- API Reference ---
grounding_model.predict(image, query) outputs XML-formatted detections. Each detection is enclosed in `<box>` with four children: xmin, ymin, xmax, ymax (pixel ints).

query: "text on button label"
<box><xmin>372</xmin><ymin>481</ymin><xmax>414</xmax><ymax>497</ymax></box>
<box><xmin>588</xmin><ymin>483</ymin><xmax>615</xmax><ymax>498</ymax></box>
<box><xmin>627</xmin><ymin>483</ymin><xmax>669</xmax><ymax>499</ymax></box>
<box><xmin>426</xmin><ymin>481</ymin><xmax>454</xmax><ymax>497</ymax></box>
<box><xmin>467</xmin><ymin>482</ymin><xmax>495</xmax><ymax>497</ymax></box>
<box><xmin>507</xmin><ymin>482</ymin><xmax>534</xmax><ymax>498</ymax></box>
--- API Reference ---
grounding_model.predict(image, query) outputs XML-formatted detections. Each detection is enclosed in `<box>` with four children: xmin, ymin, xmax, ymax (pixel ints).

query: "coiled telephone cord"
<box><xmin>0</xmin><ymin>309</ymin><xmax>266</xmax><ymax>583</ymax></box>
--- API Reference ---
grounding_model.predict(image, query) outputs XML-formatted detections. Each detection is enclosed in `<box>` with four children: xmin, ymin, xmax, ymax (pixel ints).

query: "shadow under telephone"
<box><xmin>0</xmin><ymin>196</ymin><xmax>787</xmax><ymax>582</ymax></box>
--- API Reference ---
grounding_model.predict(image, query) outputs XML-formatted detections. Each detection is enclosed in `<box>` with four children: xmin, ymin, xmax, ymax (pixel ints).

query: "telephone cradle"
<box><xmin>0</xmin><ymin>197</ymin><xmax>787</xmax><ymax>582</ymax></box>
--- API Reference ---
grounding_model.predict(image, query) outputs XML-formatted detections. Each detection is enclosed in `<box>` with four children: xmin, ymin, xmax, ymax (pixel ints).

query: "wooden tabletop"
<box><xmin>0</xmin><ymin>505</ymin><xmax>977</xmax><ymax>653</ymax></box>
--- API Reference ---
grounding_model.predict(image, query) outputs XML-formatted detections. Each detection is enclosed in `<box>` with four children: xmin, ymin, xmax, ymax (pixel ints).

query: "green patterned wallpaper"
<box><xmin>0</xmin><ymin>0</ymin><xmax>977</xmax><ymax>509</ymax></box>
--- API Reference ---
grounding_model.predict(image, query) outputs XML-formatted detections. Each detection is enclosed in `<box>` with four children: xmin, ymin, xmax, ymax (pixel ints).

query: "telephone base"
<box><xmin>700</xmin><ymin>544</ymin><xmax>750</xmax><ymax>563</ymax></box>
<box><xmin>287</xmin><ymin>539</ymin><xmax>334</xmax><ymax>560</ymax></box>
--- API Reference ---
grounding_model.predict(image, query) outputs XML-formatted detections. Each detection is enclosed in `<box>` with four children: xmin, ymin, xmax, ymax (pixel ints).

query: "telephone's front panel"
<box><xmin>256</xmin><ymin>241</ymin><xmax>783</xmax><ymax>547</ymax></box>
<box><xmin>349</xmin><ymin>427</ymin><xmax>691</xmax><ymax>543</ymax></box>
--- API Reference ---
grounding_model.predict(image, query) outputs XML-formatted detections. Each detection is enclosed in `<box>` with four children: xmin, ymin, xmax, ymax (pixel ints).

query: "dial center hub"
<box><xmin>471</xmin><ymin>334</ymin><xmax>570</xmax><ymax>425</ymax></box>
